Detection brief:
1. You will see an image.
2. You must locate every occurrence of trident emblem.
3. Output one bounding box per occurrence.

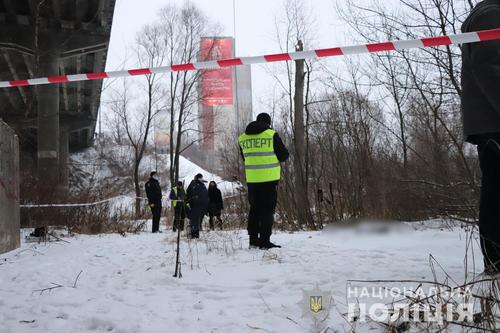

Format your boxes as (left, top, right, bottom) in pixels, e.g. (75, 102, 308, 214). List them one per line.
(310, 296, 323, 313)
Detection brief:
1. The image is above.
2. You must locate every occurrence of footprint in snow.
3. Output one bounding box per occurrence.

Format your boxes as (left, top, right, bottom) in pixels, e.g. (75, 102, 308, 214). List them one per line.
(254, 278, 269, 283)
(56, 312, 69, 320)
(193, 301, 204, 310)
(86, 317, 114, 331)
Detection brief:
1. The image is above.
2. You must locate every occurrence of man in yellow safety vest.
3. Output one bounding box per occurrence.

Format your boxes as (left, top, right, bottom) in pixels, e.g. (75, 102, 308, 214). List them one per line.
(239, 113, 289, 249)
(169, 181, 187, 232)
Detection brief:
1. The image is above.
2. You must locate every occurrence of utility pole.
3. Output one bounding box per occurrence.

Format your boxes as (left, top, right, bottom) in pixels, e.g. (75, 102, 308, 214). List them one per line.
(233, 0, 243, 182)
(293, 40, 315, 229)
(233, 0, 240, 134)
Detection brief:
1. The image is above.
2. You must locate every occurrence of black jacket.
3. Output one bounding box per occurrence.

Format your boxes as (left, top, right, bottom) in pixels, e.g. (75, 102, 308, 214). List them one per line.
(186, 180, 209, 219)
(461, 0, 500, 143)
(240, 120, 290, 162)
(145, 178, 162, 205)
(208, 186, 224, 213)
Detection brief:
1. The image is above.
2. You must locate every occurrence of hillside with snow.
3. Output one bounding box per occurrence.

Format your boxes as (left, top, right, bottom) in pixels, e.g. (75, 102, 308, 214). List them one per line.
(69, 144, 239, 209)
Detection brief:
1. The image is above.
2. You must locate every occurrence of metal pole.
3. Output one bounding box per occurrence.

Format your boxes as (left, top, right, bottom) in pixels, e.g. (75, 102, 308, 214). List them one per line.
(233, 0, 240, 135)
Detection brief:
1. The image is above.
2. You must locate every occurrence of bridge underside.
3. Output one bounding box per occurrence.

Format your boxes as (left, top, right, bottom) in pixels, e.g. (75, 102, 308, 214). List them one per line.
(0, 0, 115, 200)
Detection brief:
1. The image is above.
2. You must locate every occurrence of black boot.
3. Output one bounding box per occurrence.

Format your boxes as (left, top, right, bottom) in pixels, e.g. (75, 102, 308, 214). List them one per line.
(259, 241, 281, 249)
(249, 235, 260, 249)
(260, 242, 281, 250)
(259, 235, 281, 249)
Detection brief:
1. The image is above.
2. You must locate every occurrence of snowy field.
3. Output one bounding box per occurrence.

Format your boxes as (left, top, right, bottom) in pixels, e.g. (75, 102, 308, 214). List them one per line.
(0, 221, 485, 333)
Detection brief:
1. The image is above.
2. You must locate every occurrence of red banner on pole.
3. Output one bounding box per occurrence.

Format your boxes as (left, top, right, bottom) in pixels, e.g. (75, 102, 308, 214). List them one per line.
(200, 38, 234, 105)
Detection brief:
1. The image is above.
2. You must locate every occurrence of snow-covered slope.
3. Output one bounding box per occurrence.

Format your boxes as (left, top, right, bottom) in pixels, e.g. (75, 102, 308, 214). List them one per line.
(140, 152, 237, 195)
(69, 144, 238, 204)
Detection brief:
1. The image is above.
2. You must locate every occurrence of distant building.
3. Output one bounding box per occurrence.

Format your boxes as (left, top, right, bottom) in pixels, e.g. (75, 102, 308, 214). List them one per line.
(153, 127, 170, 154)
(198, 37, 253, 172)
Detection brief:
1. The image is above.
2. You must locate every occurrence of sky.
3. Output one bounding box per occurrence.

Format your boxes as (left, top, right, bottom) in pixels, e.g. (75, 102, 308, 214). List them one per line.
(107, 0, 349, 62)
(105, 0, 356, 113)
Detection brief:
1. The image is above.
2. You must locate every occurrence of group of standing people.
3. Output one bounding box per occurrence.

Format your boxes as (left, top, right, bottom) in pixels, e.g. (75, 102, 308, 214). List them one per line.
(145, 111, 289, 251)
(145, 172, 224, 238)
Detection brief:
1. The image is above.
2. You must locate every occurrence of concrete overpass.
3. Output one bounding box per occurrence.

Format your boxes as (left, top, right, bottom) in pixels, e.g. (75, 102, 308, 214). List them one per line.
(0, 0, 115, 197)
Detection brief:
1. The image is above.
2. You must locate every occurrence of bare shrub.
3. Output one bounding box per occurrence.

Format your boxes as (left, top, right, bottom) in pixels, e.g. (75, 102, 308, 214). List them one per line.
(65, 204, 146, 236)
(202, 230, 244, 256)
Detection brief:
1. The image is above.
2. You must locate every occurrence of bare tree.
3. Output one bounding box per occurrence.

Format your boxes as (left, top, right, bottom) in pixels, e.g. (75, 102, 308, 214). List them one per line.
(107, 23, 166, 216)
(293, 40, 315, 228)
(271, 0, 317, 228)
(159, 2, 220, 186)
(336, 0, 480, 220)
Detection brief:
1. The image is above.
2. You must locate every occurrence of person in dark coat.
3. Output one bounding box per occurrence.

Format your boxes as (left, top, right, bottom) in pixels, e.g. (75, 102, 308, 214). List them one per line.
(169, 181, 187, 232)
(208, 181, 224, 230)
(186, 173, 209, 239)
(239, 113, 289, 249)
(462, 0, 500, 274)
(145, 171, 162, 233)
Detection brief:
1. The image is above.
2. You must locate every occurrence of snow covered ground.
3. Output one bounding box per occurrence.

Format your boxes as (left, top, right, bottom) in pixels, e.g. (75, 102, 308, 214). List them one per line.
(0, 221, 486, 333)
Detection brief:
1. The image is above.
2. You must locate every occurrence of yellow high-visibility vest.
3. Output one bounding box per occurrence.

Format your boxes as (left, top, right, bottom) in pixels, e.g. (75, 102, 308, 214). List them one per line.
(172, 187, 178, 208)
(239, 129, 281, 183)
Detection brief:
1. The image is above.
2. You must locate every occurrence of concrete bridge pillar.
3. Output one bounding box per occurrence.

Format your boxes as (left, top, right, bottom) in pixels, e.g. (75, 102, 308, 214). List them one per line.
(37, 55, 60, 200)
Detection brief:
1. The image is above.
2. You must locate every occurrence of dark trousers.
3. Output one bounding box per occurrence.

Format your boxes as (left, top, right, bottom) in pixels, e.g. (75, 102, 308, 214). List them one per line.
(189, 215, 203, 238)
(189, 214, 202, 232)
(173, 205, 185, 231)
(150, 203, 162, 232)
(247, 182, 278, 242)
(209, 211, 223, 230)
(478, 139, 500, 272)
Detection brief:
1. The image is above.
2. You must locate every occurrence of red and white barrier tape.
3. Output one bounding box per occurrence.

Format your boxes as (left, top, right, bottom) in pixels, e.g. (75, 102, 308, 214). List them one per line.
(2, 28, 500, 89)
(20, 193, 242, 208)
(20, 195, 144, 208)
